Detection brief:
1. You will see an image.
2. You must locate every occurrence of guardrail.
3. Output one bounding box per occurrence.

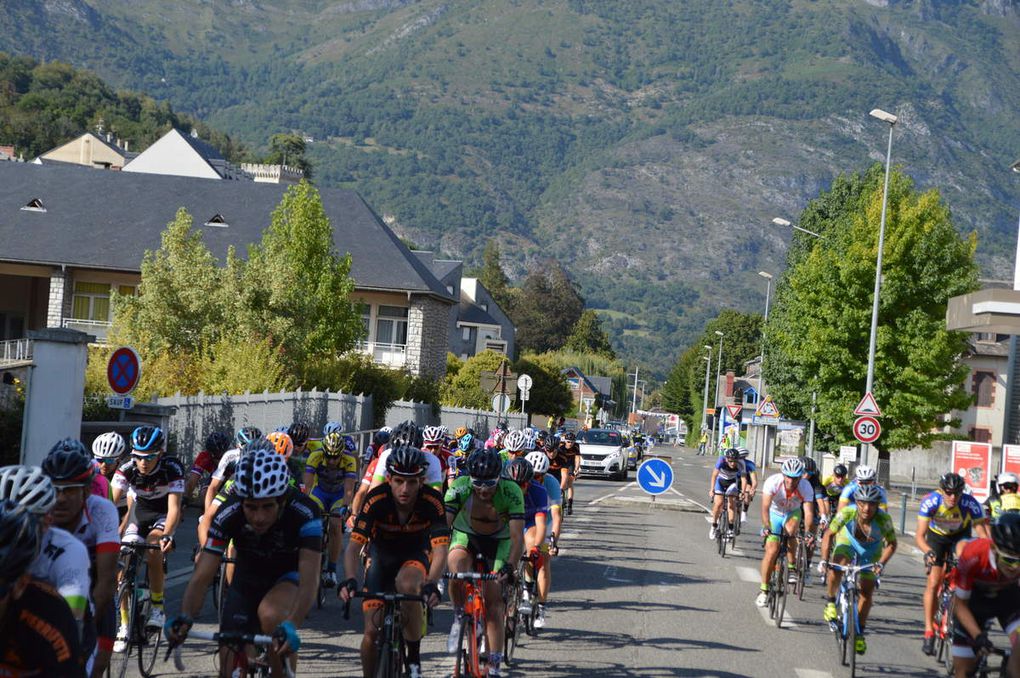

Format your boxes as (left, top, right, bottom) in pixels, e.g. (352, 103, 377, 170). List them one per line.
(61, 318, 111, 343)
(0, 338, 32, 367)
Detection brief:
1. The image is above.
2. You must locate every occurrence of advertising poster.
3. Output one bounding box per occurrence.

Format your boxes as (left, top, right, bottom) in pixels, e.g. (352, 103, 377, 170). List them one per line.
(951, 440, 992, 502)
(1003, 444, 1020, 476)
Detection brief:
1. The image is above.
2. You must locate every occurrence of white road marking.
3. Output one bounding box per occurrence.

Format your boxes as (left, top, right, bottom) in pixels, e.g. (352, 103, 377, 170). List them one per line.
(559, 532, 579, 540)
(795, 669, 834, 678)
(736, 566, 760, 583)
(756, 603, 799, 628)
(589, 482, 636, 505)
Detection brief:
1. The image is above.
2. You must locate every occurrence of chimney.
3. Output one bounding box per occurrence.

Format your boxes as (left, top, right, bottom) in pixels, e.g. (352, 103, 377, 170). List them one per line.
(124, 140, 129, 152)
(725, 371, 735, 399)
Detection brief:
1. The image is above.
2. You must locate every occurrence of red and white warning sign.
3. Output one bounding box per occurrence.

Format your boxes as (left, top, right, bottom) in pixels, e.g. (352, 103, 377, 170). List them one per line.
(853, 392, 882, 417)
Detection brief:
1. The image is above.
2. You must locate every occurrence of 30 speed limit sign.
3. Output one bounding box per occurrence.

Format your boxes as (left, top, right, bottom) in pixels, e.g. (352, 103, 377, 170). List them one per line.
(853, 416, 881, 444)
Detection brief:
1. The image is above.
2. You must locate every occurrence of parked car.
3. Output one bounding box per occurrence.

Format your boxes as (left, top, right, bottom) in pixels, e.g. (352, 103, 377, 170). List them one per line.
(577, 428, 628, 481)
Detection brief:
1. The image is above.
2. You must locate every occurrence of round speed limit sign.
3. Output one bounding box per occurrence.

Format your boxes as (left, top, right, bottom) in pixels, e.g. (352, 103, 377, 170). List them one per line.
(853, 416, 881, 444)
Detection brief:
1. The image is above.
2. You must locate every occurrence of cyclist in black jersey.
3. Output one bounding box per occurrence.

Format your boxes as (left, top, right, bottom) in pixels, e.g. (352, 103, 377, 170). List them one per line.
(0, 499, 85, 677)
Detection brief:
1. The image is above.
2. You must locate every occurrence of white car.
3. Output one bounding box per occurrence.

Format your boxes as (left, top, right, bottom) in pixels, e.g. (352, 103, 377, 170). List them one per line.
(577, 429, 629, 481)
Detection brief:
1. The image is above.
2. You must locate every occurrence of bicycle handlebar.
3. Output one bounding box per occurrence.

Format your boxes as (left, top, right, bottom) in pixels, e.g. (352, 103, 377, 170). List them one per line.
(119, 540, 163, 550)
(443, 571, 500, 581)
(169, 629, 295, 678)
(342, 590, 432, 621)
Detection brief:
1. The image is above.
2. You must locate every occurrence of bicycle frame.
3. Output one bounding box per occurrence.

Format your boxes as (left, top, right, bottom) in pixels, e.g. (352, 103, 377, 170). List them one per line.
(112, 541, 164, 678)
(446, 571, 499, 678)
(170, 628, 294, 678)
(827, 561, 876, 676)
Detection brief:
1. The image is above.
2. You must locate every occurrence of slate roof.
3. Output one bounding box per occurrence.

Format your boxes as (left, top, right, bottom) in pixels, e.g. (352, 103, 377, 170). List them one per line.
(179, 131, 224, 161)
(589, 375, 612, 396)
(0, 162, 453, 301)
(458, 299, 499, 326)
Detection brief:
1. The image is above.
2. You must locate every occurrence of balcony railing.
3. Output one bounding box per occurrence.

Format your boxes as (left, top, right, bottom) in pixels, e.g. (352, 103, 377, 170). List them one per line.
(62, 318, 112, 343)
(0, 338, 32, 367)
(357, 341, 407, 368)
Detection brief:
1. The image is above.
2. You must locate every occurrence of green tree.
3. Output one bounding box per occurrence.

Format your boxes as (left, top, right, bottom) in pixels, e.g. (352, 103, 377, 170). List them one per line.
(443, 351, 508, 409)
(565, 310, 616, 358)
(764, 165, 979, 458)
(265, 132, 312, 177)
(475, 240, 513, 311)
(513, 353, 573, 416)
(512, 263, 585, 354)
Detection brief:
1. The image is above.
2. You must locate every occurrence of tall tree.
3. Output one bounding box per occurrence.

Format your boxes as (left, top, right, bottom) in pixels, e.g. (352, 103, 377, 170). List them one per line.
(764, 165, 979, 457)
(512, 262, 585, 354)
(265, 133, 312, 177)
(565, 310, 616, 358)
(477, 240, 512, 311)
(513, 353, 573, 416)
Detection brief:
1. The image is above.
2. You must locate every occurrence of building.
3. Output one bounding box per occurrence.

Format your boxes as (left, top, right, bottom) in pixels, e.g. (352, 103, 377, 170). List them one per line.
(562, 366, 612, 413)
(122, 128, 250, 180)
(0, 162, 453, 378)
(949, 333, 1010, 446)
(34, 132, 134, 170)
(0, 146, 16, 162)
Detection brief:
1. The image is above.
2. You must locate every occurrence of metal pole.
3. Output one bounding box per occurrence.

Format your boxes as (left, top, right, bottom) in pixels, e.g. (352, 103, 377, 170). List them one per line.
(631, 367, 639, 415)
(758, 273, 772, 468)
(808, 391, 816, 460)
(863, 119, 895, 468)
(701, 349, 712, 430)
(714, 335, 724, 451)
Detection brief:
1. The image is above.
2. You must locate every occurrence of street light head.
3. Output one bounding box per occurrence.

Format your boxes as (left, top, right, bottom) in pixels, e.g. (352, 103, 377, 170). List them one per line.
(758, 271, 773, 280)
(714, 330, 724, 337)
(869, 108, 897, 125)
(772, 217, 791, 228)
(704, 345, 713, 351)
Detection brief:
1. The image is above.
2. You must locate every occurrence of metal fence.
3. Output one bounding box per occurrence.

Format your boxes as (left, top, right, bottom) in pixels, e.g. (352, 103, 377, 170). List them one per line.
(439, 406, 526, 433)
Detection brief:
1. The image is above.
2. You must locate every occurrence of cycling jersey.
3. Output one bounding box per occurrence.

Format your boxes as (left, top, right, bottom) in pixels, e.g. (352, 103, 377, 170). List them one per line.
(804, 472, 825, 502)
(112, 456, 185, 514)
(28, 527, 91, 621)
(541, 474, 562, 510)
(742, 459, 758, 480)
(828, 505, 896, 577)
(713, 457, 746, 494)
(373, 449, 443, 489)
(820, 475, 846, 499)
(522, 481, 549, 530)
(918, 490, 985, 537)
(839, 480, 889, 509)
(210, 448, 242, 482)
(361, 456, 380, 486)
(89, 473, 108, 500)
(444, 476, 525, 540)
(762, 473, 813, 513)
(189, 450, 219, 477)
(0, 579, 85, 677)
(350, 484, 450, 552)
(988, 493, 1020, 519)
(69, 495, 120, 558)
(550, 444, 579, 470)
(205, 491, 322, 585)
(954, 537, 1020, 599)
(305, 450, 357, 493)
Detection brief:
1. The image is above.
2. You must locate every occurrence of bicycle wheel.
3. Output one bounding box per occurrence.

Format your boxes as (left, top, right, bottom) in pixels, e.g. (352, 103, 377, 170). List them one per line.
(374, 640, 392, 678)
(504, 582, 521, 665)
(108, 578, 133, 678)
(774, 558, 788, 629)
(767, 565, 779, 620)
(847, 588, 858, 677)
(718, 509, 729, 558)
(526, 579, 540, 637)
(795, 541, 808, 600)
(136, 596, 162, 677)
(217, 564, 230, 625)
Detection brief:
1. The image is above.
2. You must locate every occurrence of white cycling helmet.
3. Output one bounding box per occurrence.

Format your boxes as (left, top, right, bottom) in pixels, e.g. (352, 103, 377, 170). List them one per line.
(234, 448, 291, 499)
(781, 458, 805, 478)
(439, 425, 449, 437)
(0, 465, 57, 515)
(522, 428, 538, 450)
(323, 421, 343, 437)
(736, 447, 751, 459)
(92, 431, 126, 460)
(422, 426, 444, 444)
(504, 430, 528, 453)
(525, 451, 551, 475)
(855, 465, 877, 482)
(998, 472, 1019, 490)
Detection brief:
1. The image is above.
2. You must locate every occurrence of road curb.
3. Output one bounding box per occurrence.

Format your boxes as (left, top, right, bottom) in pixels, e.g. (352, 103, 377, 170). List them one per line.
(599, 495, 704, 512)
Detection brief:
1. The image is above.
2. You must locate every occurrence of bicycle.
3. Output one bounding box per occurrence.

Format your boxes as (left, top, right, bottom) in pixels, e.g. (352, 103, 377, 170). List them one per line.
(107, 541, 165, 678)
(503, 549, 543, 666)
(317, 507, 348, 609)
(343, 591, 430, 678)
(715, 488, 739, 557)
(969, 645, 1012, 677)
(930, 550, 958, 669)
(826, 561, 877, 677)
(793, 524, 813, 601)
(445, 569, 499, 678)
(763, 531, 793, 629)
(168, 628, 295, 678)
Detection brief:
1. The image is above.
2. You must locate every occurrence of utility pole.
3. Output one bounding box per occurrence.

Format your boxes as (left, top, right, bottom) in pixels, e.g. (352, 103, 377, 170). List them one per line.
(631, 366, 640, 415)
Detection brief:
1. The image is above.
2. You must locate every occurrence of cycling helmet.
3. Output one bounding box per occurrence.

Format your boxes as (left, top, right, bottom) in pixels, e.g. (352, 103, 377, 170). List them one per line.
(833, 464, 848, 478)
(392, 420, 423, 448)
(465, 449, 502, 481)
(523, 429, 538, 450)
(273, 425, 289, 433)
(991, 512, 1020, 555)
(562, 432, 576, 443)
(373, 429, 391, 447)
(800, 457, 818, 475)
(536, 430, 550, 444)
(504, 458, 534, 485)
(422, 426, 444, 444)
(724, 448, 740, 461)
(0, 466, 56, 515)
(998, 473, 1019, 491)
(855, 465, 877, 482)
(0, 500, 40, 584)
(454, 426, 469, 439)
(323, 421, 343, 437)
(505, 430, 528, 453)
(92, 432, 125, 460)
(204, 431, 232, 457)
(130, 426, 165, 452)
(781, 458, 805, 478)
(939, 472, 966, 494)
(234, 448, 291, 500)
(265, 431, 294, 459)
(736, 447, 751, 459)
(42, 442, 94, 484)
(322, 431, 345, 457)
(525, 451, 551, 475)
(235, 426, 262, 448)
(496, 420, 510, 433)
(385, 445, 428, 477)
(287, 422, 310, 447)
(854, 483, 884, 504)
(457, 434, 475, 453)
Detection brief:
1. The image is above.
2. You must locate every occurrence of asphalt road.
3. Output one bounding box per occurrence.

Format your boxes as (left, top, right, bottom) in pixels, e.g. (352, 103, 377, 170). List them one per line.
(122, 448, 987, 677)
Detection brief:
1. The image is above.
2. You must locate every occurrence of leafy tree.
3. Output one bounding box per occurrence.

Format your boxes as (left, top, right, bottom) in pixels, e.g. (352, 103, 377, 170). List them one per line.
(266, 132, 312, 178)
(513, 353, 573, 416)
(764, 166, 979, 459)
(512, 263, 584, 354)
(565, 310, 616, 358)
(443, 350, 508, 409)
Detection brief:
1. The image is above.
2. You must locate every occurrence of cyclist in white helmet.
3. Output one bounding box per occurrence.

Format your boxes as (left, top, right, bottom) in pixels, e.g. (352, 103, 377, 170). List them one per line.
(837, 465, 889, 512)
(755, 458, 815, 608)
(526, 450, 561, 628)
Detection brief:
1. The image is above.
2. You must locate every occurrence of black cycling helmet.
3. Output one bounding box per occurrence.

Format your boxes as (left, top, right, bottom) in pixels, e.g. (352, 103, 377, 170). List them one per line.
(465, 449, 502, 481)
(373, 429, 391, 447)
(0, 499, 40, 584)
(235, 426, 263, 448)
(939, 472, 966, 494)
(392, 420, 424, 448)
(800, 456, 818, 475)
(386, 445, 428, 477)
(991, 512, 1020, 555)
(497, 420, 510, 433)
(287, 422, 310, 447)
(833, 464, 848, 478)
(504, 458, 534, 485)
(204, 431, 232, 456)
(563, 432, 576, 443)
(131, 426, 165, 452)
(42, 441, 94, 484)
(724, 448, 740, 461)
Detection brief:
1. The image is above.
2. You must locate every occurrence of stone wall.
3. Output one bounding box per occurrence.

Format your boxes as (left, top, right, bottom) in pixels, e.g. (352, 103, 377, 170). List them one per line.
(406, 296, 451, 379)
(46, 268, 70, 328)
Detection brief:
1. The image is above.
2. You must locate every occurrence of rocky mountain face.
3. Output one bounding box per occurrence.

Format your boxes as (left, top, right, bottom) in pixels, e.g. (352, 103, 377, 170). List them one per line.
(3, 0, 1018, 375)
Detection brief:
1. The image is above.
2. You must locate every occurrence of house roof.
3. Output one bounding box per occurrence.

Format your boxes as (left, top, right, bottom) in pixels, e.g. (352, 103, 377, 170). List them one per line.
(561, 367, 609, 396)
(0, 162, 454, 302)
(458, 299, 500, 326)
(179, 131, 224, 162)
(968, 336, 1010, 358)
(589, 375, 612, 396)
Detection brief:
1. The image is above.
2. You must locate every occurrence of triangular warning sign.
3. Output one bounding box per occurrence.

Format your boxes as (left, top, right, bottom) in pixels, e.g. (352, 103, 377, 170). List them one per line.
(755, 395, 780, 418)
(854, 392, 882, 417)
(726, 405, 742, 419)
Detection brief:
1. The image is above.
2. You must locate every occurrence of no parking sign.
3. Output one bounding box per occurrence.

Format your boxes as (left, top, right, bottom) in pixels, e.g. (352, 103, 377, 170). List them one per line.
(107, 347, 141, 395)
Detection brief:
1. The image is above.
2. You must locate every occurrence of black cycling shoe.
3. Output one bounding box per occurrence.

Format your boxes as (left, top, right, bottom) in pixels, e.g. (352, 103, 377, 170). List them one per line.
(922, 635, 935, 656)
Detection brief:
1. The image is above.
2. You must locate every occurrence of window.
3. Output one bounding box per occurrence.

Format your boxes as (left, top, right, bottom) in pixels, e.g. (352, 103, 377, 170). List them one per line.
(969, 427, 992, 444)
(375, 305, 408, 346)
(462, 326, 471, 342)
(204, 214, 228, 227)
(21, 198, 45, 213)
(116, 285, 136, 297)
(360, 306, 371, 340)
(71, 281, 111, 321)
(972, 371, 996, 407)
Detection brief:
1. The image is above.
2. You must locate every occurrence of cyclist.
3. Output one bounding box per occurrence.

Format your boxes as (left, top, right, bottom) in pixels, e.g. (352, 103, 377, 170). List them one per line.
(0, 462, 90, 642)
(916, 472, 990, 656)
(525, 450, 561, 628)
(801, 456, 830, 566)
(42, 444, 120, 678)
(738, 448, 758, 524)
(372, 422, 443, 492)
(987, 472, 1020, 519)
(204, 426, 261, 509)
(287, 421, 312, 466)
(821, 464, 850, 514)
(818, 484, 897, 655)
(110, 425, 184, 633)
(708, 448, 745, 540)
(949, 512, 1020, 678)
(444, 449, 524, 678)
(501, 430, 528, 463)
(339, 445, 449, 678)
(185, 430, 232, 511)
(303, 430, 358, 587)
(553, 433, 581, 516)
(166, 444, 320, 678)
(364, 428, 391, 467)
(504, 458, 548, 617)
(422, 425, 453, 482)
(756, 458, 814, 607)
(837, 465, 888, 512)
(0, 499, 85, 677)
(91, 432, 127, 517)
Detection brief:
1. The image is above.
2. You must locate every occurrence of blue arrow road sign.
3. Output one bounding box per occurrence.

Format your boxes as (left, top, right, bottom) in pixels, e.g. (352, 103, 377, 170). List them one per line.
(637, 458, 674, 496)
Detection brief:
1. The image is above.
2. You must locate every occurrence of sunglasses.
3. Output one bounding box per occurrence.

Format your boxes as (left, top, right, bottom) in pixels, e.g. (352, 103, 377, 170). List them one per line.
(95, 457, 120, 464)
(997, 550, 1020, 568)
(471, 478, 499, 489)
(131, 452, 160, 461)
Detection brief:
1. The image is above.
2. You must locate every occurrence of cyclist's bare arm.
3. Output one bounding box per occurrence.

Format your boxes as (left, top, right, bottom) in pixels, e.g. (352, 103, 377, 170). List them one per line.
(287, 548, 320, 624)
(915, 516, 932, 553)
(204, 477, 223, 514)
(181, 550, 221, 618)
(508, 518, 525, 566)
(760, 493, 774, 529)
(302, 471, 315, 495)
(427, 544, 449, 585)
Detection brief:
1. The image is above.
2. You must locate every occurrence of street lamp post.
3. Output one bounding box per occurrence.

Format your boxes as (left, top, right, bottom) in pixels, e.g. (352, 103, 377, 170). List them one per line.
(713, 330, 725, 451)
(773, 217, 824, 240)
(862, 108, 897, 469)
(757, 271, 773, 467)
(701, 345, 713, 432)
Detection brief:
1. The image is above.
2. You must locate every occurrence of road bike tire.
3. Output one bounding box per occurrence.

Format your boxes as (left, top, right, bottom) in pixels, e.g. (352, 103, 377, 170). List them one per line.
(217, 564, 230, 625)
(136, 596, 162, 678)
(775, 558, 788, 629)
(504, 582, 521, 665)
(767, 564, 779, 620)
(719, 509, 729, 558)
(374, 639, 393, 678)
(526, 581, 540, 637)
(108, 578, 133, 678)
(847, 588, 858, 677)
(795, 541, 808, 600)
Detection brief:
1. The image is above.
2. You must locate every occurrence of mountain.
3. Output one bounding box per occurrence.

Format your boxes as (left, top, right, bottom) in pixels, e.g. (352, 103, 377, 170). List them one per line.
(3, 0, 1019, 376)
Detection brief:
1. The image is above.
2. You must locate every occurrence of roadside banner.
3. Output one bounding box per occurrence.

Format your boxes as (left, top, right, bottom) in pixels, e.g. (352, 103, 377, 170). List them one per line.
(1003, 444, 1020, 476)
(951, 440, 993, 502)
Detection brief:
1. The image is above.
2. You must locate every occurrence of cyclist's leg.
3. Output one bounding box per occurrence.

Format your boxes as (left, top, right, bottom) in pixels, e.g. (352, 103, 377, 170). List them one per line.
(395, 557, 430, 672)
(360, 548, 401, 678)
(759, 509, 785, 590)
(923, 530, 950, 635)
(219, 578, 265, 678)
(536, 536, 552, 603)
(446, 532, 472, 610)
(327, 495, 347, 575)
(258, 574, 301, 677)
(783, 510, 802, 568)
(479, 535, 509, 670)
(145, 519, 168, 612)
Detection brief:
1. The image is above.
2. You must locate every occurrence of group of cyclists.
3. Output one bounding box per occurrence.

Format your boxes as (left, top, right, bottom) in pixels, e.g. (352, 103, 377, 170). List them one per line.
(0, 417, 587, 677)
(705, 443, 1020, 676)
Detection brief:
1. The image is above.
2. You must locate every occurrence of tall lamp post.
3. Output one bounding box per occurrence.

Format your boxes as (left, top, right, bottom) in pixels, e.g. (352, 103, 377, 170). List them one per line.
(862, 108, 898, 469)
(701, 345, 713, 432)
(713, 330, 725, 451)
(757, 271, 773, 467)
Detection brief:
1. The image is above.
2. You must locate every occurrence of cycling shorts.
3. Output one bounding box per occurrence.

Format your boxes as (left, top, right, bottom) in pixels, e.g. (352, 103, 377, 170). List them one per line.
(925, 528, 969, 567)
(450, 530, 510, 573)
(767, 507, 802, 543)
(362, 543, 429, 613)
(310, 486, 347, 516)
(714, 476, 741, 496)
(221, 572, 299, 634)
(123, 509, 167, 542)
(951, 586, 1020, 658)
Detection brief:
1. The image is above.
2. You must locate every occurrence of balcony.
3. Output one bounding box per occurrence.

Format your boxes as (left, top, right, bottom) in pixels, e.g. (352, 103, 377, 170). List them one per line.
(356, 340, 407, 368)
(0, 338, 32, 368)
(62, 318, 112, 343)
